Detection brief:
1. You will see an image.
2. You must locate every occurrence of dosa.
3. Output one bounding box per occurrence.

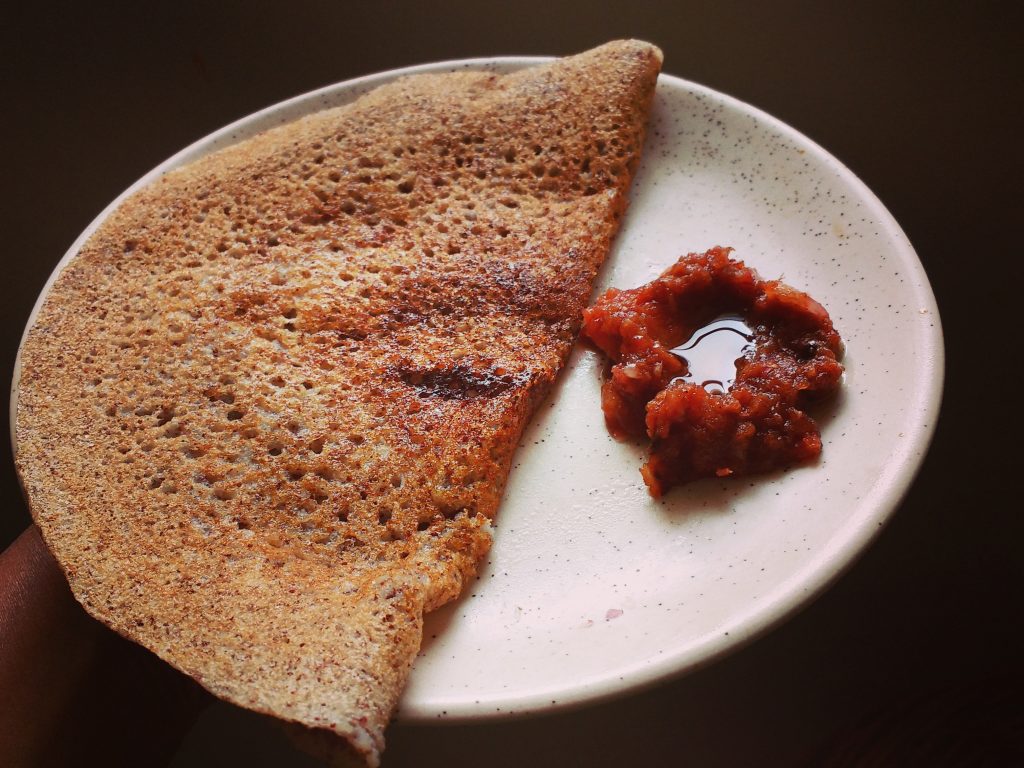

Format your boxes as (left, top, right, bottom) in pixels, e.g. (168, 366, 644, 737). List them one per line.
(15, 40, 662, 765)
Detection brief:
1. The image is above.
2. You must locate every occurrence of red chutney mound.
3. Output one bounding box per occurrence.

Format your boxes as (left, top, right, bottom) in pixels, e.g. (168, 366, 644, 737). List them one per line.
(582, 246, 844, 497)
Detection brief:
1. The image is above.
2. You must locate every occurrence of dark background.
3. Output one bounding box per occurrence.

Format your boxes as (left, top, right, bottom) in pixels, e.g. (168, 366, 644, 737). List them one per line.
(3, 1, 1020, 765)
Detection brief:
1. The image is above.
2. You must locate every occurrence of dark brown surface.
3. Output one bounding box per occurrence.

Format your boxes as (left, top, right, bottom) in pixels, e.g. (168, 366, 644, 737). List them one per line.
(2, 2, 1020, 766)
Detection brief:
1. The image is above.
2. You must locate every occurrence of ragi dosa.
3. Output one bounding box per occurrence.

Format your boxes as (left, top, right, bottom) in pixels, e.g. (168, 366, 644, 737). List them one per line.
(15, 40, 662, 765)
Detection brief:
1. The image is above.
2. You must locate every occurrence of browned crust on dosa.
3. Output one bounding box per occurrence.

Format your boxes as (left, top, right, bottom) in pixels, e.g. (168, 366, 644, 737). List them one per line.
(15, 40, 662, 766)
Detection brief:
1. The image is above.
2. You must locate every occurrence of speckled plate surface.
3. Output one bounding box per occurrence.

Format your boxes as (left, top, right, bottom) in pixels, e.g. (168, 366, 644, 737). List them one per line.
(12, 57, 943, 723)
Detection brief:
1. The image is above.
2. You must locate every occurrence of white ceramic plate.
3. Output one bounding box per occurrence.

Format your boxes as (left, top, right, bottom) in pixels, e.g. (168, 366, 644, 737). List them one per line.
(12, 57, 943, 723)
